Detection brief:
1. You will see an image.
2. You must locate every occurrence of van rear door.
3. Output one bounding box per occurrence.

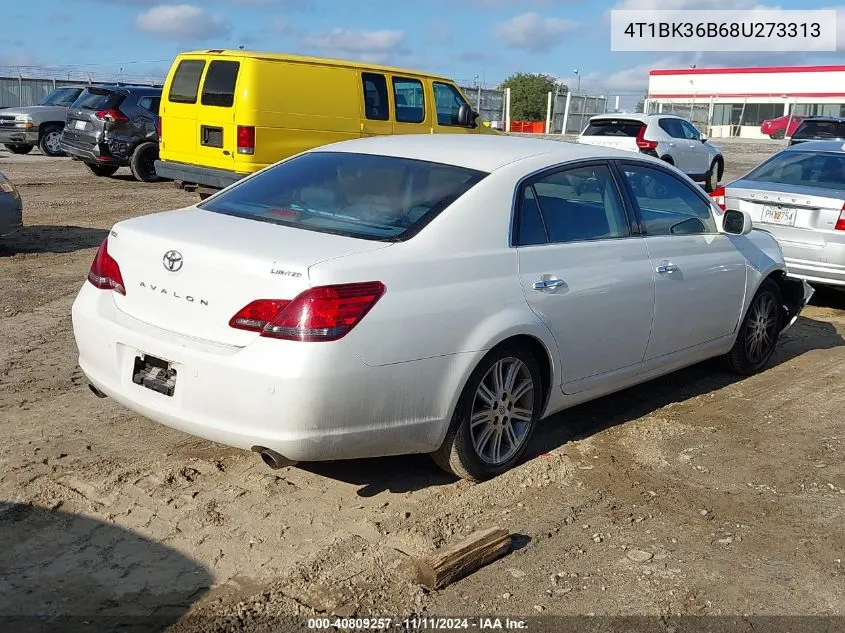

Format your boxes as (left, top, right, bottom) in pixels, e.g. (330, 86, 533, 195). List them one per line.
(160, 57, 206, 165)
(194, 58, 241, 172)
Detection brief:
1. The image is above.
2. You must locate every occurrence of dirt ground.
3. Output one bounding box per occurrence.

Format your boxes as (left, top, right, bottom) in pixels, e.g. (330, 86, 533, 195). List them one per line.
(1, 138, 844, 632)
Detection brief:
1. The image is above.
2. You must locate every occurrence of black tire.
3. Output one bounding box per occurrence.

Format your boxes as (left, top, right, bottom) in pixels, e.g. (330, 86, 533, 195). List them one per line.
(4, 144, 33, 155)
(431, 343, 545, 481)
(725, 279, 782, 376)
(38, 125, 65, 157)
(129, 142, 160, 182)
(85, 163, 119, 178)
(704, 159, 721, 193)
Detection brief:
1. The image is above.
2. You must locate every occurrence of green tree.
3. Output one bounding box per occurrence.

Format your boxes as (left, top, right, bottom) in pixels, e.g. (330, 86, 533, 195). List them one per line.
(500, 72, 567, 121)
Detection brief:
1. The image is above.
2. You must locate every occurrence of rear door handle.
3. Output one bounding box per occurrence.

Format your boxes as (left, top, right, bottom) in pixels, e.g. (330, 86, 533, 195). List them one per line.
(533, 277, 565, 290)
(656, 261, 679, 274)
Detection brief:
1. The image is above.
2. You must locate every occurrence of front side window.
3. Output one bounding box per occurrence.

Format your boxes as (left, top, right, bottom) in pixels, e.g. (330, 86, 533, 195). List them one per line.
(169, 59, 206, 104)
(515, 164, 630, 245)
(620, 163, 717, 236)
(679, 120, 701, 140)
(392, 77, 425, 124)
(39, 87, 83, 107)
(199, 151, 487, 241)
(433, 82, 469, 126)
(201, 61, 240, 107)
(362, 73, 389, 121)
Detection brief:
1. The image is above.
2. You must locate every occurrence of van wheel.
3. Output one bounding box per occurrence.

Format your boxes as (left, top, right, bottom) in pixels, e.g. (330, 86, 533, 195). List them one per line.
(431, 344, 544, 481)
(85, 163, 119, 177)
(130, 142, 160, 182)
(4, 144, 33, 155)
(39, 125, 65, 157)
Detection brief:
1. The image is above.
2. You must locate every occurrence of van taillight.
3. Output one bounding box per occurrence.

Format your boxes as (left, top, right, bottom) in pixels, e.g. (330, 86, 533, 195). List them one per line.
(156, 117, 162, 142)
(237, 125, 255, 155)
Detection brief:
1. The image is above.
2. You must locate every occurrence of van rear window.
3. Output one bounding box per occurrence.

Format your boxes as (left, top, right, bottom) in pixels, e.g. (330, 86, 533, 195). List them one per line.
(169, 60, 206, 104)
(201, 61, 240, 108)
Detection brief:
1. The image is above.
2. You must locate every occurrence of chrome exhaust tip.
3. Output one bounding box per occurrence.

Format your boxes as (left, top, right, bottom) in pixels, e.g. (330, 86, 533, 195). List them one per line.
(88, 383, 108, 399)
(251, 446, 296, 470)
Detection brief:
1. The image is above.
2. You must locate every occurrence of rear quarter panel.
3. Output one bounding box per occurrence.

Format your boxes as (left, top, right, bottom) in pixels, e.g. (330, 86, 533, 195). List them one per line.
(729, 228, 789, 315)
(236, 60, 362, 173)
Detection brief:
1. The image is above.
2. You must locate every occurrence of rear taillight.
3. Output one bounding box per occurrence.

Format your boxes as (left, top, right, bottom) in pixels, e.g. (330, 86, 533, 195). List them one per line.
(95, 109, 129, 123)
(710, 186, 726, 212)
(836, 204, 845, 231)
(635, 124, 658, 151)
(156, 117, 162, 142)
(87, 238, 125, 295)
(229, 282, 386, 342)
(237, 125, 255, 155)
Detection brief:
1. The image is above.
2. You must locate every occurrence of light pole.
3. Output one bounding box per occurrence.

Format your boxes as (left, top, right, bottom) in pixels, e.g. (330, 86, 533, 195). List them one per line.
(573, 69, 580, 95)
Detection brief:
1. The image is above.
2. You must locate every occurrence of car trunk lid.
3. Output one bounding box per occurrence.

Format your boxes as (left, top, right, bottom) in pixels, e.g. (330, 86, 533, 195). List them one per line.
(727, 179, 845, 247)
(576, 118, 644, 153)
(106, 207, 391, 346)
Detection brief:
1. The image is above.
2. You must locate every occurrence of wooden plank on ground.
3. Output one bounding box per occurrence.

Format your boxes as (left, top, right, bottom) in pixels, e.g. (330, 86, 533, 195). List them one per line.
(414, 527, 512, 590)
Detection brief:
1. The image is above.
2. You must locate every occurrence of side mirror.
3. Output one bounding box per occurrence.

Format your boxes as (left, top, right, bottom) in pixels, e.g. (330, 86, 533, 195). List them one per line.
(458, 104, 479, 128)
(700, 135, 708, 143)
(723, 209, 753, 235)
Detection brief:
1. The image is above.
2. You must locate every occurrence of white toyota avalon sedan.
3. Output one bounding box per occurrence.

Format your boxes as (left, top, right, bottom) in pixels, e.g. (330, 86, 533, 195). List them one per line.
(72, 135, 813, 481)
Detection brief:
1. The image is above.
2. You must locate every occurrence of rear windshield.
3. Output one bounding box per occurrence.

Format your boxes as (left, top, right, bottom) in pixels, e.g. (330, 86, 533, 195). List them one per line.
(169, 60, 206, 104)
(73, 88, 123, 110)
(201, 61, 240, 107)
(199, 151, 488, 241)
(745, 150, 845, 191)
(39, 87, 83, 107)
(793, 120, 845, 140)
(581, 120, 643, 136)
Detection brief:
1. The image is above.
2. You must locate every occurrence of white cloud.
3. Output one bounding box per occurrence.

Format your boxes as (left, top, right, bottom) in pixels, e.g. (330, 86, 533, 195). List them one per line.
(493, 12, 578, 52)
(301, 28, 405, 60)
(135, 4, 230, 41)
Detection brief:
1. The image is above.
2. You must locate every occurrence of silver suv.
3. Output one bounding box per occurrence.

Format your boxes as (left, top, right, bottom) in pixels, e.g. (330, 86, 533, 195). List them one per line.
(0, 86, 85, 157)
(576, 114, 725, 192)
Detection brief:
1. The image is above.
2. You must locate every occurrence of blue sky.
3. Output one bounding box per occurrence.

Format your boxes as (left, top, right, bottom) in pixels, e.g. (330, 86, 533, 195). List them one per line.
(2, 0, 845, 96)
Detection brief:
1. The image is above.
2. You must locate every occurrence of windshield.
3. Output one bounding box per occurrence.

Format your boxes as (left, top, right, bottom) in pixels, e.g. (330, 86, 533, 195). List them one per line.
(39, 87, 83, 107)
(199, 151, 488, 241)
(745, 150, 845, 191)
(793, 120, 845, 140)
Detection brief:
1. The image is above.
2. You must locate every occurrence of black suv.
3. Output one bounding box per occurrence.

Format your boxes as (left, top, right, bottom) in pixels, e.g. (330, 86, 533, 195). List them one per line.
(59, 84, 162, 182)
(789, 116, 845, 146)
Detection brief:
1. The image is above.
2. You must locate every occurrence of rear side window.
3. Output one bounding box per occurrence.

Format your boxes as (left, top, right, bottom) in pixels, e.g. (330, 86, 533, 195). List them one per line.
(793, 120, 845, 140)
(201, 61, 240, 107)
(138, 96, 161, 115)
(658, 118, 685, 138)
(745, 151, 845, 191)
(393, 77, 425, 124)
(198, 151, 487, 242)
(168, 60, 206, 104)
(73, 89, 122, 110)
(581, 120, 643, 136)
(362, 73, 389, 121)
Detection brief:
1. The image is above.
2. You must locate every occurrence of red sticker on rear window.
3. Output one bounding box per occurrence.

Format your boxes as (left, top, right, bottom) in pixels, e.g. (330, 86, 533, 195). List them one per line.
(267, 208, 300, 220)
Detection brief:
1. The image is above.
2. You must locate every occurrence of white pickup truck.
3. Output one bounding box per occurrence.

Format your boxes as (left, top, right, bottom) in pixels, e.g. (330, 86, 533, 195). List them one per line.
(0, 85, 85, 157)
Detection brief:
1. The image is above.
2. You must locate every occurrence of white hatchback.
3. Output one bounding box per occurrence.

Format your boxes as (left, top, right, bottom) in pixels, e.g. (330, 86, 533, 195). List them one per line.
(576, 114, 724, 192)
(72, 135, 812, 480)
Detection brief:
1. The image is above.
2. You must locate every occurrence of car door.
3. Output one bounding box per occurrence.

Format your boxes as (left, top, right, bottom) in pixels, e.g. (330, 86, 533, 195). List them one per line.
(616, 161, 747, 361)
(360, 72, 393, 137)
(515, 161, 656, 394)
(432, 82, 474, 134)
(657, 118, 692, 172)
(678, 120, 710, 175)
(390, 76, 429, 135)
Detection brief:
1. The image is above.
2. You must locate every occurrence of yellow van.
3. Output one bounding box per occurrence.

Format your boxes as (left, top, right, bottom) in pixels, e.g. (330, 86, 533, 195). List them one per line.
(154, 50, 499, 196)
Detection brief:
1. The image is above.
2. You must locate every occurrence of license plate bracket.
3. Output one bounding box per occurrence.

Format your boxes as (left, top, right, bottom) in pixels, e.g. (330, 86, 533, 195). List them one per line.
(132, 354, 177, 397)
(74, 119, 87, 131)
(761, 205, 797, 226)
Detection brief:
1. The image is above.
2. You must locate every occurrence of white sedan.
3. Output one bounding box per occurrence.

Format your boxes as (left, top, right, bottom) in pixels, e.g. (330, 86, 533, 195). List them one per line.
(72, 135, 813, 481)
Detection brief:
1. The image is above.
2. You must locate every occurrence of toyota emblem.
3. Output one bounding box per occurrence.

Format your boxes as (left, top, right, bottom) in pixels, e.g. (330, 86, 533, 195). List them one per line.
(162, 250, 183, 272)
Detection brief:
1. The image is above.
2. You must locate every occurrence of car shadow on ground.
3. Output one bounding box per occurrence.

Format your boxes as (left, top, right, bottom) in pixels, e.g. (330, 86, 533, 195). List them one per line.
(305, 306, 844, 495)
(0, 225, 108, 256)
(0, 501, 212, 633)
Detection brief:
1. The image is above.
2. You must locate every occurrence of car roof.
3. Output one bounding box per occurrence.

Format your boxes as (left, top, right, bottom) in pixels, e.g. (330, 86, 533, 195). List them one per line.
(783, 139, 845, 152)
(800, 116, 845, 122)
(180, 49, 452, 82)
(314, 134, 660, 172)
(83, 84, 162, 94)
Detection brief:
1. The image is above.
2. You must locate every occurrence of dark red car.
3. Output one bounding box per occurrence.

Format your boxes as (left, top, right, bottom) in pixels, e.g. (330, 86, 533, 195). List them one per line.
(760, 114, 807, 139)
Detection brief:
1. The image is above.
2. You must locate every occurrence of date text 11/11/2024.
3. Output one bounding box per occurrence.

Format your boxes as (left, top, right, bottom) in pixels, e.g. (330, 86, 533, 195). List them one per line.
(306, 617, 529, 630)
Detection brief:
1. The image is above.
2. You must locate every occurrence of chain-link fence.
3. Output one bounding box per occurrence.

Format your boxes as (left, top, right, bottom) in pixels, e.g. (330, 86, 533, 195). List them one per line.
(458, 85, 506, 127)
(645, 101, 710, 128)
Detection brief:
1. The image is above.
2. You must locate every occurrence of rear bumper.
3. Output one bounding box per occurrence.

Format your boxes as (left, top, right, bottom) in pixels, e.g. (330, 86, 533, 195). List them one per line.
(71, 283, 457, 462)
(782, 241, 845, 287)
(154, 160, 244, 190)
(0, 129, 38, 145)
(60, 136, 127, 166)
